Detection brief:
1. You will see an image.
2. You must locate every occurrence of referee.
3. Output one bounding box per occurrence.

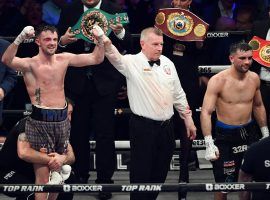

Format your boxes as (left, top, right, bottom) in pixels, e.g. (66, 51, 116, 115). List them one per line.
(98, 26, 197, 200)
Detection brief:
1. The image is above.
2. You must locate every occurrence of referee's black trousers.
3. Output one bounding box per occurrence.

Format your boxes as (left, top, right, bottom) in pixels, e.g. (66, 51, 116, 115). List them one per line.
(129, 114, 175, 200)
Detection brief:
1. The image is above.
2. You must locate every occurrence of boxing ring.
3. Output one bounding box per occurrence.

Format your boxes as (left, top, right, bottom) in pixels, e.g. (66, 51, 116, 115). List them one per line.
(0, 65, 235, 171)
(1, 31, 263, 198)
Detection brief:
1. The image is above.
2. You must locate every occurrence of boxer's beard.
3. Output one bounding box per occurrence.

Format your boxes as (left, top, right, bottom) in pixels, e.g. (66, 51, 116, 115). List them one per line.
(43, 47, 56, 56)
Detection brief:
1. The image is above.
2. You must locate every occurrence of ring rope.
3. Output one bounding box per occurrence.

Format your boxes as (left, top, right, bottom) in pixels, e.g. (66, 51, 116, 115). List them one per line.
(0, 139, 206, 151)
(2, 110, 29, 114)
(0, 31, 250, 41)
(0, 182, 269, 193)
(198, 65, 230, 74)
(3, 107, 203, 116)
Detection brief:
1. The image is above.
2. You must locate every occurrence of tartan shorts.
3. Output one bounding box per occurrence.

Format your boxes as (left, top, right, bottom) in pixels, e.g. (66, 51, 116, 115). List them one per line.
(25, 117, 70, 154)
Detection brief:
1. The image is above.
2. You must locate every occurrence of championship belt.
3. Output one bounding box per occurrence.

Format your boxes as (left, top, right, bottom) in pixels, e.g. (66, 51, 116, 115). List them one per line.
(249, 36, 270, 68)
(71, 8, 129, 43)
(155, 8, 209, 41)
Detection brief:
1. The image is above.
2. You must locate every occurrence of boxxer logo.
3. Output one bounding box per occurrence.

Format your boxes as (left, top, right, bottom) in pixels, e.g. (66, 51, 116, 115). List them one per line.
(206, 183, 245, 191)
(207, 32, 229, 38)
(63, 185, 71, 192)
(206, 184, 213, 191)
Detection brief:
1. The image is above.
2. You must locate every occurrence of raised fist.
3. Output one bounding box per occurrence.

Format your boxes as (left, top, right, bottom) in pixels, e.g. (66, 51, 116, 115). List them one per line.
(14, 26, 35, 45)
(92, 25, 104, 38)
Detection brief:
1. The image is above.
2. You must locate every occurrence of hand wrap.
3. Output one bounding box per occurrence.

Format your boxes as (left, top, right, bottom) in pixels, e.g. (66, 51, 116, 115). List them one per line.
(204, 135, 219, 161)
(261, 126, 269, 139)
(92, 25, 104, 46)
(14, 26, 34, 45)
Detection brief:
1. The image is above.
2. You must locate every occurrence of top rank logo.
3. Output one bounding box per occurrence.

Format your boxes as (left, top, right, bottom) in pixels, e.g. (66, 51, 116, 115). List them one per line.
(266, 183, 270, 189)
(121, 184, 162, 192)
(3, 185, 44, 192)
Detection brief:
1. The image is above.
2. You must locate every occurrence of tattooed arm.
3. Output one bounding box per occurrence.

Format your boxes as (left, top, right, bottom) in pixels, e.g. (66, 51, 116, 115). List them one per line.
(17, 133, 75, 168)
(17, 133, 50, 164)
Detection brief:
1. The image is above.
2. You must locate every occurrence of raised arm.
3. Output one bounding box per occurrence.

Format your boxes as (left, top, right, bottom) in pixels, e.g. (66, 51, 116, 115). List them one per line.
(67, 44, 104, 67)
(1, 26, 34, 72)
(252, 76, 269, 138)
(91, 25, 126, 72)
(67, 26, 105, 67)
(200, 75, 220, 161)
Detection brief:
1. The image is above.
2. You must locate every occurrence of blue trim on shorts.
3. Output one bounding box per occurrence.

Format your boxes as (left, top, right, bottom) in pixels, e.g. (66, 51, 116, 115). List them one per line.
(31, 104, 68, 122)
(216, 120, 253, 129)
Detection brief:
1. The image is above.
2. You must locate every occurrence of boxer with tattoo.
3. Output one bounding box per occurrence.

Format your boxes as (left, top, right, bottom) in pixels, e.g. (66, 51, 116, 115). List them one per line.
(2, 25, 104, 200)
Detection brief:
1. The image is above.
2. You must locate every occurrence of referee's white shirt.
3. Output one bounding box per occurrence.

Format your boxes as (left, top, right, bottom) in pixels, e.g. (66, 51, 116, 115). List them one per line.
(106, 46, 190, 121)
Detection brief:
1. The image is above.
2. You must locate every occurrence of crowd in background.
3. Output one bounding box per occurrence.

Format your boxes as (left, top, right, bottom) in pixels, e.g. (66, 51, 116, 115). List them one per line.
(0, 1, 270, 200)
(0, 0, 270, 36)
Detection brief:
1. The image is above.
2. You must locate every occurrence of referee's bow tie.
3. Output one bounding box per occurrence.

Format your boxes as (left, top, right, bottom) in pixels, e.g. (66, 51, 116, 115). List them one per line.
(148, 59, 160, 66)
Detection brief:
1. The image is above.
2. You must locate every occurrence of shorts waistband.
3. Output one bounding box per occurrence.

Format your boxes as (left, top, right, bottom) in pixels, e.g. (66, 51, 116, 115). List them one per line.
(216, 120, 253, 130)
(30, 104, 68, 122)
(132, 114, 171, 127)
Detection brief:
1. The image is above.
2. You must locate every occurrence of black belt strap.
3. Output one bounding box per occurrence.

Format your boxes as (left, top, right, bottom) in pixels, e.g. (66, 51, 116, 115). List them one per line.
(30, 105, 68, 122)
(132, 114, 171, 127)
